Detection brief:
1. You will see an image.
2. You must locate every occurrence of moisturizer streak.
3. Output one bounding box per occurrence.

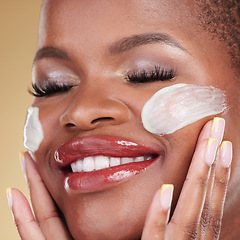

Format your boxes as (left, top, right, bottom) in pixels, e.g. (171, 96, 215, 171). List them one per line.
(24, 106, 44, 152)
(141, 83, 227, 135)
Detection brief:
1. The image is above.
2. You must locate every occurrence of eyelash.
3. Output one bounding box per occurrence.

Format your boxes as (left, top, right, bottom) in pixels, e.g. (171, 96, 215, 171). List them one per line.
(125, 66, 176, 83)
(29, 82, 75, 97)
(29, 66, 175, 97)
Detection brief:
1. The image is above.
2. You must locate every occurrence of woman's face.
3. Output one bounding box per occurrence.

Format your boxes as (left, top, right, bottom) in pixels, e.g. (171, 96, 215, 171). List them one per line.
(30, 0, 240, 239)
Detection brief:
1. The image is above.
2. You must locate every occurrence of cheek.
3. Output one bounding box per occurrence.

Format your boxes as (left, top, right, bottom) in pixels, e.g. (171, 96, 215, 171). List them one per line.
(141, 83, 226, 135)
(24, 106, 44, 153)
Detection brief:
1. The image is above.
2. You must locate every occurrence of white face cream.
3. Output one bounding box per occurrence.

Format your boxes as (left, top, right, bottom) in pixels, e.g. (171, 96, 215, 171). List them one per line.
(141, 83, 227, 135)
(24, 106, 44, 152)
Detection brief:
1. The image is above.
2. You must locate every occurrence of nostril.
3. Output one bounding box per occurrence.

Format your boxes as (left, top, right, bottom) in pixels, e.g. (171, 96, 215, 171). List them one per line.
(91, 117, 114, 125)
(66, 123, 76, 128)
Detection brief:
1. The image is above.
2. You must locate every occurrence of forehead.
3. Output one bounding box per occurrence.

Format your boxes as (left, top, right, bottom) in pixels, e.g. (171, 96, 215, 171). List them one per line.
(42, 0, 187, 20)
(39, 0, 200, 46)
(38, 0, 231, 74)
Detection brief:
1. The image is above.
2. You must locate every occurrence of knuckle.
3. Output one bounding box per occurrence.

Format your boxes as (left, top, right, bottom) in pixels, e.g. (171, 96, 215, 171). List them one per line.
(151, 217, 167, 233)
(201, 215, 209, 231)
(183, 222, 199, 240)
(201, 206, 210, 230)
(37, 210, 60, 224)
(14, 217, 23, 230)
(215, 176, 228, 188)
(193, 175, 208, 190)
(185, 175, 208, 190)
(155, 224, 167, 234)
(14, 216, 35, 231)
(28, 175, 45, 189)
(207, 213, 222, 238)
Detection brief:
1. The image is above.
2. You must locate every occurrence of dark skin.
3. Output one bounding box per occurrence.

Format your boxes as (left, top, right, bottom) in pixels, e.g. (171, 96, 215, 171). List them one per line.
(8, 0, 240, 239)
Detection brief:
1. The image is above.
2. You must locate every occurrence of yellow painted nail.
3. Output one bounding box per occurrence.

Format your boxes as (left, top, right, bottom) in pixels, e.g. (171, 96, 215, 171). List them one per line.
(220, 141, 233, 168)
(6, 188, 12, 210)
(211, 117, 225, 145)
(205, 138, 218, 166)
(160, 184, 174, 210)
(220, 141, 230, 151)
(19, 152, 26, 175)
(211, 117, 222, 130)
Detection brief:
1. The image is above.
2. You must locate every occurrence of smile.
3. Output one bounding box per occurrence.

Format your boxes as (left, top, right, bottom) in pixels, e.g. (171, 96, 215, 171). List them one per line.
(70, 155, 153, 172)
(54, 135, 161, 193)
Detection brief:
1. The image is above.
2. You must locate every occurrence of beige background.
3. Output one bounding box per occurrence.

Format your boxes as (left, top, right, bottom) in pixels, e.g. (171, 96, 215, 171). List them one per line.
(0, 1, 43, 238)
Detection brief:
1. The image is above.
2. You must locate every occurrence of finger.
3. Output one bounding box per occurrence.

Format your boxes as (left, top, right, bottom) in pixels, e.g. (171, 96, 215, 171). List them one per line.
(23, 152, 72, 240)
(196, 119, 213, 143)
(168, 137, 218, 240)
(205, 141, 232, 240)
(209, 117, 225, 144)
(198, 117, 225, 144)
(198, 117, 225, 237)
(6, 188, 46, 240)
(197, 164, 215, 239)
(142, 185, 174, 240)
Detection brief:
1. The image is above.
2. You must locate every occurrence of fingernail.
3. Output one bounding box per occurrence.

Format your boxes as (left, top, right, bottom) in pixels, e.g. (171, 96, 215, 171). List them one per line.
(219, 141, 233, 168)
(211, 117, 225, 145)
(19, 152, 26, 176)
(205, 138, 218, 166)
(6, 188, 13, 210)
(160, 184, 174, 210)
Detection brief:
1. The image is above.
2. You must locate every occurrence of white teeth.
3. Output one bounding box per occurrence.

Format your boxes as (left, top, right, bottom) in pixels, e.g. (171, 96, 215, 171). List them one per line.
(71, 159, 83, 173)
(95, 156, 110, 170)
(70, 155, 153, 172)
(83, 157, 95, 172)
(71, 162, 78, 173)
(75, 159, 83, 172)
(121, 157, 134, 164)
(134, 156, 145, 162)
(144, 156, 153, 161)
(110, 157, 121, 167)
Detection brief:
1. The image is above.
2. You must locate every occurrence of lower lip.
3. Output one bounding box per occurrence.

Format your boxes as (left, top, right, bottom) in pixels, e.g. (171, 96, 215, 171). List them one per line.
(64, 157, 158, 193)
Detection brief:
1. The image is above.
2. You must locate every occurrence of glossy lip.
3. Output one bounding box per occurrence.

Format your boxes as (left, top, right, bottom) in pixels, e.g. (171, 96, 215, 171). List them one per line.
(54, 135, 162, 193)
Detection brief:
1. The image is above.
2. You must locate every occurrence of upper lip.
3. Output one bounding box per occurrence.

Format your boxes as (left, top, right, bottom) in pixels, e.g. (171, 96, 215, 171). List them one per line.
(54, 135, 160, 168)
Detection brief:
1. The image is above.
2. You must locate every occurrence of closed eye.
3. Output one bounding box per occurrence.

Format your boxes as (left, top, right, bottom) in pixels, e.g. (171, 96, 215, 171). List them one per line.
(125, 66, 176, 83)
(29, 82, 75, 97)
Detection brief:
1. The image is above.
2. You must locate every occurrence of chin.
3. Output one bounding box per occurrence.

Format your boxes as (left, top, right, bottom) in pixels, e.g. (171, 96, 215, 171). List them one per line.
(65, 211, 143, 240)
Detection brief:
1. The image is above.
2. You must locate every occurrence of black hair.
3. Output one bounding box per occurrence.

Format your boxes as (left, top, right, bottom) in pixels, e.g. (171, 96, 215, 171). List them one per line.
(197, 0, 240, 74)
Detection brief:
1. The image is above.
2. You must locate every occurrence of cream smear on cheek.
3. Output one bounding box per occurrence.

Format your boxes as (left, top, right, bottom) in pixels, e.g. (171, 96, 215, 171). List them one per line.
(141, 83, 227, 135)
(24, 106, 44, 152)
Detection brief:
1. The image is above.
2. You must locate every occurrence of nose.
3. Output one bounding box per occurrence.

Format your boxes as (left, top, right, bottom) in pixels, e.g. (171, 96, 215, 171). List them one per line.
(60, 86, 129, 131)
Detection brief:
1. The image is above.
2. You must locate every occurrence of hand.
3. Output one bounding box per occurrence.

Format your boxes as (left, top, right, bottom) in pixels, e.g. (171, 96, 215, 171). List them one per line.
(6, 152, 73, 240)
(142, 117, 232, 240)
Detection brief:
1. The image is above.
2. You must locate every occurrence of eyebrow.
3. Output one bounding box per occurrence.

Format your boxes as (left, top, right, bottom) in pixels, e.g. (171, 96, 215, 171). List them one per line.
(33, 46, 71, 63)
(109, 32, 186, 54)
(33, 32, 186, 63)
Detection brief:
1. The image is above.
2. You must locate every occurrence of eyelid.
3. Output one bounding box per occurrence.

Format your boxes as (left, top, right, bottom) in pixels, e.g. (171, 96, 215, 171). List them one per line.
(45, 71, 80, 84)
(31, 70, 80, 98)
(32, 59, 80, 86)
